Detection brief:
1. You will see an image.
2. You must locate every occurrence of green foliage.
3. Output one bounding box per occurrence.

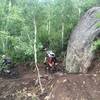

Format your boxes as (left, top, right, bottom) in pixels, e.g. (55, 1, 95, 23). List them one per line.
(96, 23, 100, 28)
(95, 13, 100, 28)
(96, 0, 100, 5)
(32, 96, 37, 100)
(49, 32, 62, 55)
(81, 0, 96, 11)
(96, 13, 100, 19)
(0, 0, 99, 62)
(92, 40, 100, 51)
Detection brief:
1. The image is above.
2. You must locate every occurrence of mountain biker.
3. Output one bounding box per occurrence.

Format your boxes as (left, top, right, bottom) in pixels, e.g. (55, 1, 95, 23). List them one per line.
(1, 55, 12, 73)
(1, 55, 12, 66)
(43, 48, 57, 67)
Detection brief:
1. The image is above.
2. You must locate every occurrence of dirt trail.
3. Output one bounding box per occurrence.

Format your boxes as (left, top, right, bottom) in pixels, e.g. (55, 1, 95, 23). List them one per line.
(48, 74, 100, 100)
(0, 55, 99, 100)
(47, 52, 100, 100)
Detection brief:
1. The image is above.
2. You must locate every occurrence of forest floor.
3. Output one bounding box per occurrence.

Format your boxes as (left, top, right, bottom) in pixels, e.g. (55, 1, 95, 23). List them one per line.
(0, 52, 100, 100)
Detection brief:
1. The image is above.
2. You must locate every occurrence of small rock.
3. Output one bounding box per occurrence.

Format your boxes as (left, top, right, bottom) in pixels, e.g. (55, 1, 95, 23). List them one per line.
(27, 93, 32, 97)
(83, 81, 85, 84)
(63, 79, 67, 83)
(51, 94, 54, 98)
(44, 96, 50, 100)
(57, 80, 60, 83)
(93, 74, 97, 77)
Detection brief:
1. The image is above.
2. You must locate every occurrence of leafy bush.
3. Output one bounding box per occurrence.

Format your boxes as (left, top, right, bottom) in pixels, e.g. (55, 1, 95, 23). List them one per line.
(96, 13, 100, 19)
(96, 13, 100, 28)
(0, 0, 99, 63)
(96, 23, 100, 28)
(92, 39, 100, 51)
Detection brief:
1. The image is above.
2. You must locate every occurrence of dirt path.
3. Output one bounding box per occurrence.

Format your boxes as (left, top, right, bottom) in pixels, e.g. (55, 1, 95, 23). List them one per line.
(48, 74, 100, 100)
(0, 57, 99, 100)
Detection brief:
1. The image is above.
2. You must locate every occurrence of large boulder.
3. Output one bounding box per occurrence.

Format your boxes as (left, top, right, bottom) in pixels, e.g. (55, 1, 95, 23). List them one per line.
(66, 7, 100, 73)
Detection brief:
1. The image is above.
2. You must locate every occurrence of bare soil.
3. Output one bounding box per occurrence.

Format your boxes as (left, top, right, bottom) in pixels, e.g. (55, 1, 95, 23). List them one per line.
(0, 53, 99, 100)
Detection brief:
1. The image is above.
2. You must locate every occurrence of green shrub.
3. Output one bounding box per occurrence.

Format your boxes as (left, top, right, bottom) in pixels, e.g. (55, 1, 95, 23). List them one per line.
(96, 13, 100, 19)
(92, 39, 100, 51)
(96, 23, 100, 28)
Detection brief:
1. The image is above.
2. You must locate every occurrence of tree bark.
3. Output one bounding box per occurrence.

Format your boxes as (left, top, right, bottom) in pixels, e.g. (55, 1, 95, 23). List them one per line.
(61, 22, 64, 50)
(48, 19, 51, 35)
(33, 16, 44, 93)
(5, 0, 12, 31)
(61, 4, 64, 50)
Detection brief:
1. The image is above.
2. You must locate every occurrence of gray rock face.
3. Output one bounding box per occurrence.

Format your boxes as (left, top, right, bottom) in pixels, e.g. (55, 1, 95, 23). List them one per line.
(66, 7, 100, 73)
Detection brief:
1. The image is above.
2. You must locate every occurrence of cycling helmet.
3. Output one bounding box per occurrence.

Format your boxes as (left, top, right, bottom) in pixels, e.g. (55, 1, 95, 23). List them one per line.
(47, 51, 55, 57)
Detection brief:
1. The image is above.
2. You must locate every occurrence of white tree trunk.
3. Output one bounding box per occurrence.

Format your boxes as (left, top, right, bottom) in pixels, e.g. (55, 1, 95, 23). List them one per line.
(61, 4, 64, 50)
(34, 17, 38, 64)
(2, 39, 5, 52)
(48, 20, 50, 35)
(33, 16, 44, 93)
(78, 8, 81, 17)
(9, 0, 12, 11)
(5, 0, 12, 31)
(61, 22, 64, 50)
(47, 2, 51, 38)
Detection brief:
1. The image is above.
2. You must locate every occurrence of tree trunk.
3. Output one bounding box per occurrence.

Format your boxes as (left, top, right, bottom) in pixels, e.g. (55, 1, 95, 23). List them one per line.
(5, 0, 12, 31)
(61, 22, 64, 50)
(78, 7, 81, 17)
(61, 4, 64, 50)
(2, 39, 5, 53)
(48, 19, 51, 35)
(33, 16, 44, 93)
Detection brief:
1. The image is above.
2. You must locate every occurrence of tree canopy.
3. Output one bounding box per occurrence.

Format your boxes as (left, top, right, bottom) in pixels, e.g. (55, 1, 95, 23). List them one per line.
(0, 0, 99, 62)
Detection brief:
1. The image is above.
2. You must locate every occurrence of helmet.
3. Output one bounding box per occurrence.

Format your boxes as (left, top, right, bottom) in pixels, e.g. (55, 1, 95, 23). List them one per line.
(2, 55, 6, 58)
(50, 53, 55, 57)
(42, 47, 48, 51)
(47, 51, 55, 57)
